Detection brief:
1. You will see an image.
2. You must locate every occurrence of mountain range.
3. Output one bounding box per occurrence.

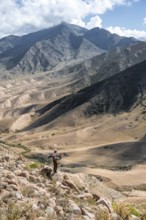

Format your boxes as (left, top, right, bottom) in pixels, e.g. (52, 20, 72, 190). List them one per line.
(0, 22, 139, 75)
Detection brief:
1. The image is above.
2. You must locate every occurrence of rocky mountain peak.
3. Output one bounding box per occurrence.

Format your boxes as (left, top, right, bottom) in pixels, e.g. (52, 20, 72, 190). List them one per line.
(0, 22, 140, 75)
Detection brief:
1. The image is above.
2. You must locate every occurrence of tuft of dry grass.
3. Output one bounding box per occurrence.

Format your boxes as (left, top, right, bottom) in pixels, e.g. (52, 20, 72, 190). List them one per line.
(95, 207, 109, 220)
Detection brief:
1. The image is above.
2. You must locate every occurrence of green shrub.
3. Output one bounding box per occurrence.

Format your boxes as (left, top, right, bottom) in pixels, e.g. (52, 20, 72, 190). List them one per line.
(130, 206, 140, 217)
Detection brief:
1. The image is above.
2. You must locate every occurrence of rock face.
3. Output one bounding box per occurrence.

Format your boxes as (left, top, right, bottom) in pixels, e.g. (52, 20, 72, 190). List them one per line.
(0, 22, 138, 74)
(0, 22, 103, 74)
(84, 27, 138, 51)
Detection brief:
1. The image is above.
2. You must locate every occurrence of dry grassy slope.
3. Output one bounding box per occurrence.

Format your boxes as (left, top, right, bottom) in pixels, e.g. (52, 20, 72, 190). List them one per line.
(24, 60, 146, 131)
(0, 60, 146, 194)
(0, 71, 90, 132)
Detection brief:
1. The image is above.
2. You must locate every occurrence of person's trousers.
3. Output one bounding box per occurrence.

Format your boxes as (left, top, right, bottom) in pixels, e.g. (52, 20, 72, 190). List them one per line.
(53, 160, 58, 173)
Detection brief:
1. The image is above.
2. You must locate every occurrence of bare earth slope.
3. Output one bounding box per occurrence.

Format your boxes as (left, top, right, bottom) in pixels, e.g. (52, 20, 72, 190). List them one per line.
(23, 60, 146, 131)
(0, 59, 146, 207)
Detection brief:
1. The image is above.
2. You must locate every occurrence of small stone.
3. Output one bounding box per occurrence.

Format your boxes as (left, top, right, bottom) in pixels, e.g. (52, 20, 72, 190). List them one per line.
(37, 182, 45, 188)
(32, 203, 39, 211)
(29, 175, 36, 183)
(10, 184, 18, 191)
(38, 188, 46, 196)
(16, 191, 23, 200)
(92, 193, 100, 201)
(14, 169, 22, 176)
(77, 193, 93, 200)
(81, 207, 95, 219)
(96, 198, 113, 213)
(46, 206, 56, 217)
(6, 172, 16, 180)
(0, 182, 7, 190)
(18, 171, 29, 179)
(109, 213, 122, 220)
(6, 178, 18, 186)
(4, 155, 11, 162)
(48, 198, 56, 208)
(55, 206, 64, 216)
(83, 216, 92, 220)
(40, 166, 52, 177)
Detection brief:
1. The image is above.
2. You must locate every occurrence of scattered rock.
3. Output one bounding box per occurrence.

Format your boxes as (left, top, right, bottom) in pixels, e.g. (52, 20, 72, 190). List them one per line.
(32, 203, 39, 211)
(55, 206, 64, 216)
(52, 172, 63, 183)
(68, 199, 81, 215)
(77, 193, 93, 200)
(109, 212, 122, 220)
(81, 207, 95, 219)
(4, 155, 11, 162)
(0, 144, 144, 220)
(83, 216, 92, 220)
(96, 198, 113, 213)
(18, 170, 29, 179)
(29, 175, 36, 183)
(9, 184, 18, 191)
(16, 191, 23, 200)
(46, 206, 56, 217)
(92, 193, 100, 201)
(62, 175, 80, 192)
(40, 166, 52, 177)
(48, 198, 56, 208)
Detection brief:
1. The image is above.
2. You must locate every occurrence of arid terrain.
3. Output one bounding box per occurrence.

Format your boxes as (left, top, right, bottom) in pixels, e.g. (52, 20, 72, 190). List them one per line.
(0, 70, 146, 207)
(0, 23, 146, 219)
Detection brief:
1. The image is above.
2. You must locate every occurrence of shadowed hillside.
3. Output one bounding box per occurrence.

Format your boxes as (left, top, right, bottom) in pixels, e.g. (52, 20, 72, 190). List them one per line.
(24, 60, 146, 130)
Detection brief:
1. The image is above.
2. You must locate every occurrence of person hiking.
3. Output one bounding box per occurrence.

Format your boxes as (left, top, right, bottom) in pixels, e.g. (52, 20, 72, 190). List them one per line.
(48, 149, 61, 173)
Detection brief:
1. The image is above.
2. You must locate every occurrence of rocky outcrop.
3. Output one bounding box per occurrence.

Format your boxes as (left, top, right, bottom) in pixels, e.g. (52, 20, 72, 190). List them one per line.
(0, 143, 144, 220)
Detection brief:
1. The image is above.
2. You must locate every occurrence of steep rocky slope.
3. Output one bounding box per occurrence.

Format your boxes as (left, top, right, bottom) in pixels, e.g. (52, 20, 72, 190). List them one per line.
(0, 22, 139, 75)
(1, 143, 146, 220)
(91, 41, 146, 83)
(84, 27, 138, 51)
(0, 23, 102, 74)
(46, 41, 146, 88)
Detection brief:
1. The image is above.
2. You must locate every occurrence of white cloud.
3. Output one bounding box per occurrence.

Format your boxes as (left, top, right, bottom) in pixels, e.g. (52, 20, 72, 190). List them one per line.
(0, 0, 141, 38)
(144, 17, 146, 24)
(86, 16, 102, 29)
(71, 19, 86, 28)
(107, 26, 146, 39)
(72, 16, 102, 29)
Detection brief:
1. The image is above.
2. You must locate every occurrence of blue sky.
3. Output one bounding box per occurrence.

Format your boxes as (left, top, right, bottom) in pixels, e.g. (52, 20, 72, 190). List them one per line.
(0, 0, 146, 39)
(101, 0, 146, 29)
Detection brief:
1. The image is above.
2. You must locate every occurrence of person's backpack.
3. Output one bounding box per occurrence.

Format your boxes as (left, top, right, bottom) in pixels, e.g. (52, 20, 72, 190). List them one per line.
(54, 154, 61, 160)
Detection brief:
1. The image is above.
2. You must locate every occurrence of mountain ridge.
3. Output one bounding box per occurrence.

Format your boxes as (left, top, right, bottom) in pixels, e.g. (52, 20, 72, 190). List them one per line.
(0, 22, 139, 74)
